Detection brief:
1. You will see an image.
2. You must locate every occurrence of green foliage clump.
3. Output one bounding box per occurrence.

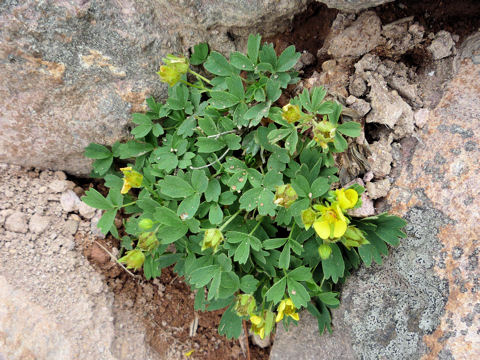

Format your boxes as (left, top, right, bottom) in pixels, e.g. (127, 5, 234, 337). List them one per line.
(82, 34, 406, 340)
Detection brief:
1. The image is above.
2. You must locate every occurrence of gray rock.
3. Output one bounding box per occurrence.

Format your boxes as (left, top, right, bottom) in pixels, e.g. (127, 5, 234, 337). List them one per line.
(250, 333, 272, 348)
(0, 0, 308, 176)
(316, 0, 394, 12)
(349, 76, 367, 97)
(48, 180, 70, 193)
(368, 134, 393, 178)
(366, 74, 414, 134)
(414, 108, 429, 128)
(78, 202, 96, 220)
(64, 219, 80, 235)
(326, 12, 383, 58)
(346, 95, 371, 117)
(294, 51, 316, 71)
(5, 212, 28, 233)
(428, 31, 455, 60)
(60, 190, 81, 213)
(365, 178, 390, 199)
(29, 214, 50, 234)
(387, 75, 419, 104)
(354, 54, 381, 75)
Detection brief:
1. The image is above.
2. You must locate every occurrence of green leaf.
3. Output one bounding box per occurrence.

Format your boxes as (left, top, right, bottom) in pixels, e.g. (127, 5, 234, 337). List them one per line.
(154, 206, 185, 228)
(191, 169, 209, 193)
(337, 121, 361, 137)
(318, 292, 340, 306)
(311, 87, 327, 111)
(196, 137, 226, 153)
(204, 51, 238, 77)
(218, 305, 243, 339)
(288, 266, 312, 282)
(239, 187, 262, 211)
(155, 152, 178, 172)
(198, 116, 218, 136)
(97, 209, 117, 235)
(210, 91, 240, 109)
(190, 42, 209, 65)
(291, 175, 311, 197)
(224, 134, 241, 150)
(333, 133, 348, 152)
(279, 242, 291, 269)
(322, 243, 345, 283)
(244, 102, 271, 125)
(287, 278, 310, 308)
(117, 141, 154, 159)
(263, 238, 287, 250)
(225, 75, 245, 100)
(240, 275, 259, 293)
(205, 179, 221, 202)
(209, 204, 223, 225)
(307, 301, 333, 335)
(84, 143, 112, 159)
(177, 115, 196, 138)
(234, 239, 250, 264)
(208, 271, 221, 300)
(265, 277, 287, 304)
(247, 34, 262, 64)
(190, 265, 220, 287)
(177, 193, 200, 219)
(311, 177, 329, 198)
(259, 43, 277, 69)
(92, 157, 113, 176)
(277, 45, 301, 72)
(230, 52, 255, 71)
(82, 188, 114, 210)
(266, 78, 282, 102)
(258, 188, 276, 216)
(159, 176, 195, 198)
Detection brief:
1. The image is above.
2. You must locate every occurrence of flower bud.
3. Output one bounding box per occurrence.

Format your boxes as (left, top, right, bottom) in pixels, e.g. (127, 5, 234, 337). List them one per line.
(274, 184, 298, 209)
(301, 208, 317, 230)
(313, 120, 337, 150)
(118, 249, 145, 270)
(335, 188, 358, 211)
(138, 218, 154, 230)
(201, 228, 224, 253)
(341, 226, 369, 249)
(234, 294, 256, 317)
(157, 55, 189, 86)
(318, 243, 332, 260)
(281, 104, 302, 123)
(138, 232, 159, 252)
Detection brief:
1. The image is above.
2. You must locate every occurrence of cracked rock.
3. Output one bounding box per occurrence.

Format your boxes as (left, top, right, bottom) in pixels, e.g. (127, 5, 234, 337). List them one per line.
(349, 76, 367, 97)
(346, 96, 371, 117)
(368, 134, 394, 179)
(428, 30, 455, 60)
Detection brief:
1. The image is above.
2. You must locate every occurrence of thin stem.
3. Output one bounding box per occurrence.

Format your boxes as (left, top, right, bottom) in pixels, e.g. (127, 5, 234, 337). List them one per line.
(242, 320, 251, 360)
(207, 130, 237, 139)
(288, 223, 295, 240)
(188, 69, 212, 84)
(121, 201, 137, 208)
(219, 209, 242, 231)
(190, 149, 229, 170)
(180, 79, 204, 90)
(249, 217, 264, 236)
(94, 241, 136, 278)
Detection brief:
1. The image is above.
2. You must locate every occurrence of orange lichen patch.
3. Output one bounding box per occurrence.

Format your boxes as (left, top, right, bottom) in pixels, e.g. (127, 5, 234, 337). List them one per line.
(387, 59, 480, 359)
(80, 49, 126, 77)
(116, 85, 149, 113)
(22, 54, 66, 82)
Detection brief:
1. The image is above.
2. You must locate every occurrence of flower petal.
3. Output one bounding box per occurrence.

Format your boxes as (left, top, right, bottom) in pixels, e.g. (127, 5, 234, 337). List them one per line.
(333, 219, 347, 238)
(314, 220, 330, 239)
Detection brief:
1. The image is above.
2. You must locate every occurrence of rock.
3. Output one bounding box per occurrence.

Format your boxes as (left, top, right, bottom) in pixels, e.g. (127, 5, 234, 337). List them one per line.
(349, 76, 367, 97)
(346, 96, 371, 117)
(366, 74, 414, 136)
(48, 180, 70, 193)
(294, 51, 316, 71)
(60, 190, 81, 213)
(78, 201, 96, 220)
(326, 12, 383, 58)
(368, 134, 393, 178)
(306, 59, 352, 98)
(0, 0, 309, 176)
(250, 333, 271, 348)
(354, 54, 381, 75)
(91, 210, 106, 239)
(414, 108, 429, 128)
(365, 178, 390, 199)
(387, 75, 419, 104)
(64, 219, 80, 235)
(348, 192, 375, 217)
(5, 212, 28, 233)
(428, 31, 455, 60)
(315, 0, 394, 12)
(29, 214, 50, 234)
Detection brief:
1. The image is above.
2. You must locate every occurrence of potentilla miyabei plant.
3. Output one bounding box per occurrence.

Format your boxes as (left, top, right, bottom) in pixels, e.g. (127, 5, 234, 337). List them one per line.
(82, 34, 406, 340)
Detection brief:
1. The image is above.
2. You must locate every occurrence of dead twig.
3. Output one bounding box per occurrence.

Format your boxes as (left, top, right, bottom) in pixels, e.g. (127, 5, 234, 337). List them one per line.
(242, 320, 251, 360)
(94, 240, 136, 278)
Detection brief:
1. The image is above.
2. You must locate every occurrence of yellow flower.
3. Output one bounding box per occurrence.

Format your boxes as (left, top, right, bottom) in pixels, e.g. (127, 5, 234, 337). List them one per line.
(335, 188, 358, 210)
(184, 349, 195, 357)
(250, 315, 266, 339)
(273, 184, 298, 209)
(301, 208, 317, 230)
(313, 203, 348, 240)
(120, 167, 143, 194)
(201, 228, 224, 253)
(275, 298, 299, 322)
(118, 249, 145, 270)
(157, 55, 189, 86)
(313, 120, 336, 149)
(281, 104, 302, 123)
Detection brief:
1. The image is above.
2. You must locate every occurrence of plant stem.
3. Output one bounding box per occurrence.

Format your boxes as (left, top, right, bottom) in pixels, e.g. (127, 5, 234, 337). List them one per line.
(288, 223, 295, 239)
(94, 240, 136, 278)
(190, 149, 229, 170)
(219, 209, 242, 231)
(242, 320, 251, 360)
(249, 217, 263, 236)
(180, 79, 204, 90)
(121, 201, 137, 208)
(207, 130, 237, 139)
(188, 69, 212, 84)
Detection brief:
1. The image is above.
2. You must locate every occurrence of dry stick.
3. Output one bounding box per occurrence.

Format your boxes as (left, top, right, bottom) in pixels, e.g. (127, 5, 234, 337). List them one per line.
(242, 320, 251, 360)
(94, 240, 136, 278)
(189, 148, 229, 170)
